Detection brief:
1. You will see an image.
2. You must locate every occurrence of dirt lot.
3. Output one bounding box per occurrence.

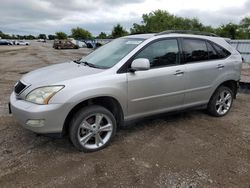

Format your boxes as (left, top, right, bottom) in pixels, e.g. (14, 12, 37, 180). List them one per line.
(0, 42, 250, 187)
(241, 63, 250, 83)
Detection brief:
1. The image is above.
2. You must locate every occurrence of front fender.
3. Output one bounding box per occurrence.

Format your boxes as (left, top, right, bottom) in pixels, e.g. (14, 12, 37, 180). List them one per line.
(49, 72, 128, 116)
(64, 87, 127, 115)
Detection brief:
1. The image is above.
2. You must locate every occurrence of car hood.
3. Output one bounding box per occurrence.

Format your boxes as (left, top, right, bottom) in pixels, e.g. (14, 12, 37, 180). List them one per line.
(22, 61, 104, 85)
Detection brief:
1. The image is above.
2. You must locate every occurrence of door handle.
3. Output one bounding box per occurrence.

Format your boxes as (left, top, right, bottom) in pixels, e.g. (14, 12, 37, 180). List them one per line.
(174, 70, 184, 76)
(217, 64, 224, 69)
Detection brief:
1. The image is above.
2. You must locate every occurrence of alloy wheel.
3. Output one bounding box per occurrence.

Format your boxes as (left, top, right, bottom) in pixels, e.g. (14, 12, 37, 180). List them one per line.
(215, 90, 232, 115)
(77, 113, 113, 150)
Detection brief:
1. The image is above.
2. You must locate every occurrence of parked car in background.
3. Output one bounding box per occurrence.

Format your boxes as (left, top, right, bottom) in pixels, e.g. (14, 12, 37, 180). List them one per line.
(70, 39, 87, 48)
(53, 39, 79, 49)
(11, 40, 16, 45)
(16, 40, 29, 45)
(10, 30, 242, 152)
(37, 39, 46, 42)
(0, 39, 12, 45)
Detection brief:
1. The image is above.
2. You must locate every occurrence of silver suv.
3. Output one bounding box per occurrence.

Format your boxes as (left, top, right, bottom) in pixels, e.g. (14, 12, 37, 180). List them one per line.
(10, 31, 242, 152)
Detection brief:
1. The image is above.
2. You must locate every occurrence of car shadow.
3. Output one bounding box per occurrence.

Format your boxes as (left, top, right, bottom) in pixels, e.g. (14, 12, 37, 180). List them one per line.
(34, 109, 204, 153)
(119, 109, 198, 131)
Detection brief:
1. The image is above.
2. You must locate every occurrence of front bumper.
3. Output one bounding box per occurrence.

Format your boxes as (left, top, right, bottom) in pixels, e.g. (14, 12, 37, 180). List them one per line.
(10, 92, 69, 134)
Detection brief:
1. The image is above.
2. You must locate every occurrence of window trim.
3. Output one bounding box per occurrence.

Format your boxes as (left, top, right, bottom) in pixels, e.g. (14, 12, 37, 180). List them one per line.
(117, 37, 182, 74)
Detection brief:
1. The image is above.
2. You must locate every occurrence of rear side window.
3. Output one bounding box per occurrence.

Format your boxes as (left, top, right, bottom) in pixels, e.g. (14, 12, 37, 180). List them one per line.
(134, 39, 179, 68)
(183, 39, 208, 63)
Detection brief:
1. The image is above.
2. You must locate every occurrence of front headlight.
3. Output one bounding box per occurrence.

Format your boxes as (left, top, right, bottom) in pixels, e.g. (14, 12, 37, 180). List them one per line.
(26, 86, 64, 104)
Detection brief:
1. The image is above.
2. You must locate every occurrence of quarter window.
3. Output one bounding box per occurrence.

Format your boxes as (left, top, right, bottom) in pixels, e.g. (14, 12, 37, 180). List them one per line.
(183, 39, 208, 63)
(211, 43, 231, 59)
(134, 39, 179, 68)
(207, 42, 220, 60)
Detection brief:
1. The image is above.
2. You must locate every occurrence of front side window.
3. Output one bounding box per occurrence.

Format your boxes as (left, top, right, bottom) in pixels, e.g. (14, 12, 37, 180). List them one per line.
(183, 39, 208, 63)
(81, 38, 144, 69)
(134, 39, 179, 68)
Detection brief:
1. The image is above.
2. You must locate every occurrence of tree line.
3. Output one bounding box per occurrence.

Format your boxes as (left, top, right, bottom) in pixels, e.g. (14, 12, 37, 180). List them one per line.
(1, 10, 250, 40)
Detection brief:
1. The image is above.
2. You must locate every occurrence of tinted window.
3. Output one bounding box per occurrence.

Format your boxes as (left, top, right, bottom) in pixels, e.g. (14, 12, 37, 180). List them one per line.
(212, 43, 231, 59)
(207, 42, 220, 60)
(134, 39, 179, 68)
(183, 39, 208, 63)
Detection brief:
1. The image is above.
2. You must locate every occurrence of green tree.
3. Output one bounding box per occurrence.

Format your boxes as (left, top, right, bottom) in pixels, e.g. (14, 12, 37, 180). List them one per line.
(239, 17, 250, 38)
(38, 34, 46, 39)
(25, 35, 36, 40)
(111, 24, 128, 38)
(130, 10, 210, 34)
(240, 17, 250, 29)
(215, 23, 239, 39)
(11, 34, 17, 39)
(48, 34, 56, 40)
(55, 32, 67, 39)
(0, 31, 12, 39)
(71, 27, 92, 39)
(97, 32, 107, 39)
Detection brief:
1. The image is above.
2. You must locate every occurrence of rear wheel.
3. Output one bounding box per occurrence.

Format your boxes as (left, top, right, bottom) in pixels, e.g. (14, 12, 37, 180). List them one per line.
(207, 86, 233, 117)
(69, 105, 116, 152)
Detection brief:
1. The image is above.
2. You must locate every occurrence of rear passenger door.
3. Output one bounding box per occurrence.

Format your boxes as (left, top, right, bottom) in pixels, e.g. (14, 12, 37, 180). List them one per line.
(182, 38, 230, 106)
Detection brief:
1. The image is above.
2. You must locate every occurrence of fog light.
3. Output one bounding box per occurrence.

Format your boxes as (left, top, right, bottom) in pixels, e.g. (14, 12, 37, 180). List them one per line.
(26, 119, 45, 127)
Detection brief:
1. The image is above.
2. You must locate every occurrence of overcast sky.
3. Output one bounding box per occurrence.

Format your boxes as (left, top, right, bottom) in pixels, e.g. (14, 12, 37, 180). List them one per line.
(0, 0, 250, 36)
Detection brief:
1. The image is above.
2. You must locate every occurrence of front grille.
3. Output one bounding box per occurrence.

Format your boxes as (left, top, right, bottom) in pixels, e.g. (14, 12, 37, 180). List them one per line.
(14, 81, 26, 95)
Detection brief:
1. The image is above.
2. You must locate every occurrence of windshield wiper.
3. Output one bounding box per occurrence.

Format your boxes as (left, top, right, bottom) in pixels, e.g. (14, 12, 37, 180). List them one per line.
(73, 59, 81, 64)
(81, 61, 95, 67)
(73, 60, 95, 67)
(81, 61, 106, 69)
(73, 59, 107, 69)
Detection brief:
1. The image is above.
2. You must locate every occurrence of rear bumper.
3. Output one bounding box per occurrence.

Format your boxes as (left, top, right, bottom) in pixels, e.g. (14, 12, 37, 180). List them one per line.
(10, 92, 69, 134)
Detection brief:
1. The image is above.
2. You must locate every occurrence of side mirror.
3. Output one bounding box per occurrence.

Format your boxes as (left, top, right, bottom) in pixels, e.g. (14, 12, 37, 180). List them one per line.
(130, 58, 150, 72)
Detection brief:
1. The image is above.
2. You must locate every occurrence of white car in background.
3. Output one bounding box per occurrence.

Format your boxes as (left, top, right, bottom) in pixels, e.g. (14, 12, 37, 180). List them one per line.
(37, 39, 46, 42)
(16, 40, 29, 45)
(70, 38, 87, 48)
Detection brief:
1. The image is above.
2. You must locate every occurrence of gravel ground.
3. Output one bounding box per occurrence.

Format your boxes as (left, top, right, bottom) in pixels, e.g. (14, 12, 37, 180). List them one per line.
(241, 63, 250, 83)
(0, 42, 249, 187)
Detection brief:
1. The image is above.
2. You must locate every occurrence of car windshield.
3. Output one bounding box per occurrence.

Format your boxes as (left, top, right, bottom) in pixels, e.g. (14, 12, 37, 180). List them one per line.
(80, 38, 144, 69)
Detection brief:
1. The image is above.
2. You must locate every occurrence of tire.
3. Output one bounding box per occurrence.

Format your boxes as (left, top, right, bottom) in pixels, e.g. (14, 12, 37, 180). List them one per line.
(86, 43, 93, 48)
(69, 105, 117, 152)
(207, 86, 234, 117)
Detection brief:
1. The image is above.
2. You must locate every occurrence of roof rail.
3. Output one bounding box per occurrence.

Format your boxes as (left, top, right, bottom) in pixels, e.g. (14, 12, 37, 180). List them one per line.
(155, 30, 218, 37)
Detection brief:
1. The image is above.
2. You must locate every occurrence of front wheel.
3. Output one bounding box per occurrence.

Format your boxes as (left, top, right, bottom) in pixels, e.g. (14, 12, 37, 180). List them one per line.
(207, 86, 233, 117)
(69, 105, 116, 152)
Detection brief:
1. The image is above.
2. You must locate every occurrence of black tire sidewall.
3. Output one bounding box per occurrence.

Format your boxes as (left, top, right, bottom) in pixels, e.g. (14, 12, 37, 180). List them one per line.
(69, 105, 117, 152)
(208, 86, 233, 117)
